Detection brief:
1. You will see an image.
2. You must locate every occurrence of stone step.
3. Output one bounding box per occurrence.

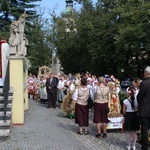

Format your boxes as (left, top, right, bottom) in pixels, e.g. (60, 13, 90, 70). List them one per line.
(0, 87, 13, 92)
(0, 88, 13, 137)
(0, 126, 11, 129)
(0, 120, 11, 126)
(0, 97, 13, 101)
(0, 108, 11, 111)
(0, 111, 11, 116)
(0, 93, 13, 96)
(0, 103, 12, 108)
(0, 121, 11, 126)
(0, 99, 12, 103)
(0, 116, 11, 120)
(0, 128, 11, 137)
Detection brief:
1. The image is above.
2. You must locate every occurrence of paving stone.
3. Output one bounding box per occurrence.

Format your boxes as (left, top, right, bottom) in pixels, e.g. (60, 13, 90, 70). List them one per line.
(0, 99, 142, 150)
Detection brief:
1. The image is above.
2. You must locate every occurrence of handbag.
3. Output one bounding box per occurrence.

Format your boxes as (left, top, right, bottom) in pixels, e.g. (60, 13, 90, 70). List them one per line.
(106, 107, 110, 114)
(63, 89, 67, 95)
(88, 89, 94, 109)
(88, 97, 93, 109)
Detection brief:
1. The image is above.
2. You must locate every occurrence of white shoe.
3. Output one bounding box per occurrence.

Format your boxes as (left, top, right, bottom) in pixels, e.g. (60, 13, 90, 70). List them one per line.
(132, 146, 136, 150)
(126, 146, 131, 150)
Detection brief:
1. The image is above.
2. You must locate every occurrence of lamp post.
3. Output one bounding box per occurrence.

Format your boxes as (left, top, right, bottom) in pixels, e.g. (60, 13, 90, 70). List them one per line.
(50, 19, 56, 73)
(51, 44, 54, 73)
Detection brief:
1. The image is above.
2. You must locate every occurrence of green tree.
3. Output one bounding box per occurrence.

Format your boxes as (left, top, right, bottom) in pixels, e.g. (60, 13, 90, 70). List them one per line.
(86, 0, 119, 76)
(54, 0, 149, 78)
(55, 0, 95, 74)
(113, 0, 150, 78)
(1, 0, 9, 20)
(27, 14, 51, 75)
(0, 1, 53, 75)
(0, 0, 41, 38)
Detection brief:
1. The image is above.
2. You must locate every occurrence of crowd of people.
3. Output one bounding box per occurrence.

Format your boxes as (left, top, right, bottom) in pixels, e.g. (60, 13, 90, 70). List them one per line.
(27, 73, 47, 100)
(27, 66, 150, 150)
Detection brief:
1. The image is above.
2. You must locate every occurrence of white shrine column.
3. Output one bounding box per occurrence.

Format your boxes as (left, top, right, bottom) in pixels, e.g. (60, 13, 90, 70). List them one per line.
(0, 41, 9, 86)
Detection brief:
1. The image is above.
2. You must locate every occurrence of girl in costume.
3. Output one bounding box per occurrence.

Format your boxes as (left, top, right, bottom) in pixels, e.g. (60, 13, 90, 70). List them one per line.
(123, 86, 140, 150)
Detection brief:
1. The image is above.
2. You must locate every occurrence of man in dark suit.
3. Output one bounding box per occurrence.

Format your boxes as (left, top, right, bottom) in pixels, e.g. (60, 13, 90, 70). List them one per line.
(137, 66, 150, 150)
(46, 73, 58, 109)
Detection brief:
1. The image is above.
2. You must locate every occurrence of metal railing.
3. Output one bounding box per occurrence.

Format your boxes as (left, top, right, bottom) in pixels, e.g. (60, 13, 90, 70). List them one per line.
(3, 62, 10, 122)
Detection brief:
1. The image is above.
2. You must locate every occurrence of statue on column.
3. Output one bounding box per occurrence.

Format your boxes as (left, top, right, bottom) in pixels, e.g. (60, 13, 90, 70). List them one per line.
(9, 13, 28, 56)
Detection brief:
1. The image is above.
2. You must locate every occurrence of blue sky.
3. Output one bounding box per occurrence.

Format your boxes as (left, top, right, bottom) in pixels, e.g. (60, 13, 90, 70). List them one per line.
(38, 0, 97, 17)
(38, 0, 66, 16)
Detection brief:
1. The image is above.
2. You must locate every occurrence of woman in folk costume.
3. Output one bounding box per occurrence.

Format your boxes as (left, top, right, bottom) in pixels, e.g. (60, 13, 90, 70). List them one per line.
(62, 73, 81, 116)
(93, 76, 110, 138)
(91, 75, 98, 87)
(85, 71, 92, 84)
(132, 77, 142, 138)
(74, 73, 81, 89)
(39, 76, 47, 101)
(73, 78, 94, 135)
(67, 80, 76, 115)
(28, 82, 34, 99)
(57, 75, 66, 103)
(32, 75, 39, 100)
(68, 74, 81, 116)
(132, 77, 141, 97)
(28, 73, 34, 98)
(61, 79, 75, 115)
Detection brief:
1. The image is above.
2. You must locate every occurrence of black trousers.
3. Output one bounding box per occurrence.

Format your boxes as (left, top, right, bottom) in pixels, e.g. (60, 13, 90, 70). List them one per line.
(47, 92, 57, 108)
(140, 117, 150, 150)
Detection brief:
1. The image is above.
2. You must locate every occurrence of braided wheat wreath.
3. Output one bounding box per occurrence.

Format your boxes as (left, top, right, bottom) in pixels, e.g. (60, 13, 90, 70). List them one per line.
(108, 92, 122, 117)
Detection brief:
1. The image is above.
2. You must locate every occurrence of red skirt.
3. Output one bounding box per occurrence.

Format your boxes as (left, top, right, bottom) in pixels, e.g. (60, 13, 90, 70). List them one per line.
(93, 102, 108, 123)
(75, 103, 89, 127)
(28, 88, 34, 94)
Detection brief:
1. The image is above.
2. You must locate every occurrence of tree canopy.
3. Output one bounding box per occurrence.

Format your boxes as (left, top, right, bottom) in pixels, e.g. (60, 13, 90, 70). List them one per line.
(0, 0, 149, 78)
(0, 0, 52, 75)
(53, 0, 150, 78)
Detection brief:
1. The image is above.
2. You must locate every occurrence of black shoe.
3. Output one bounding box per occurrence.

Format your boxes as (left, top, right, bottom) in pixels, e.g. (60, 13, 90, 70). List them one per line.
(95, 133, 101, 138)
(85, 131, 89, 135)
(103, 133, 107, 138)
(53, 107, 56, 109)
(47, 107, 50, 108)
(77, 131, 83, 135)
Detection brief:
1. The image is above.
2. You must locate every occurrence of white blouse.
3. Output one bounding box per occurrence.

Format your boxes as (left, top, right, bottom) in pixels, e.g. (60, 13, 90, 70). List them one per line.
(123, 98, 138, 112)
(57, 80, 66, 89)
(73, 87, 94, 105)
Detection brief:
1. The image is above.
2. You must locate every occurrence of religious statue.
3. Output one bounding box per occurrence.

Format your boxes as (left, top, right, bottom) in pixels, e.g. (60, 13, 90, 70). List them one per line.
(9, 13, 28, 56)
